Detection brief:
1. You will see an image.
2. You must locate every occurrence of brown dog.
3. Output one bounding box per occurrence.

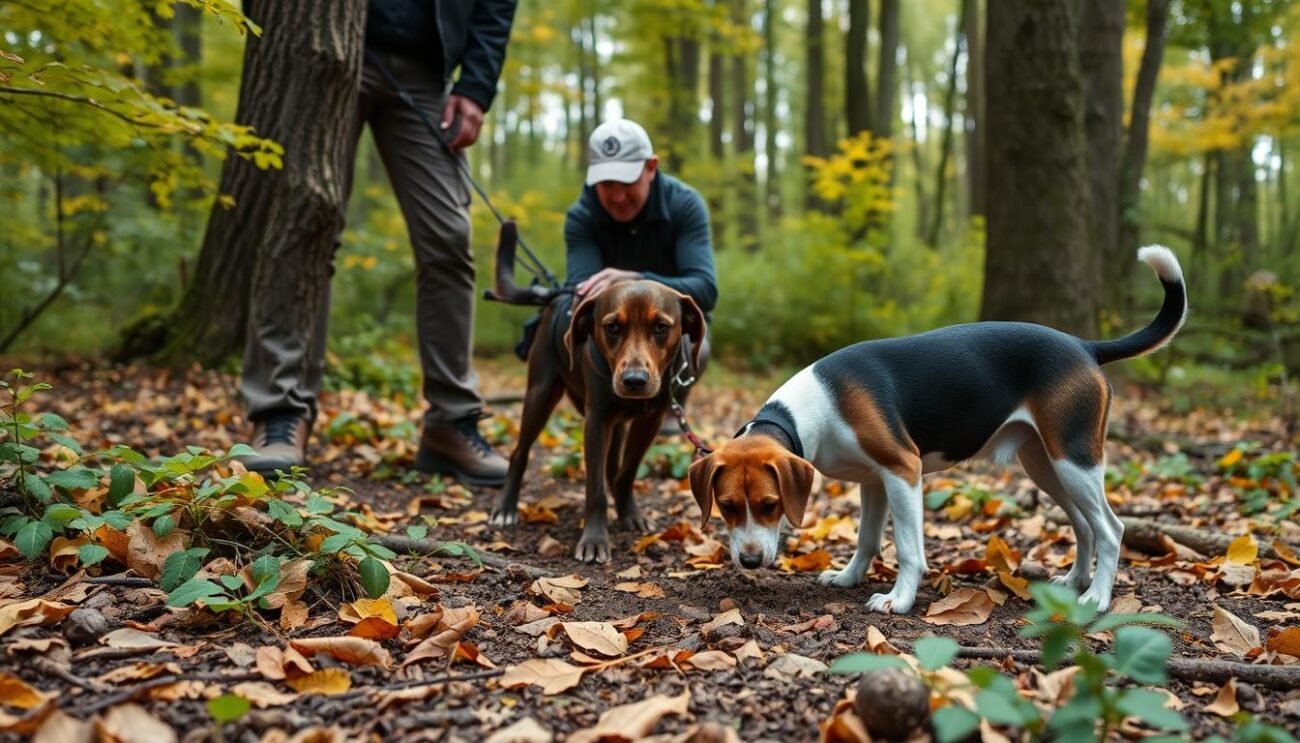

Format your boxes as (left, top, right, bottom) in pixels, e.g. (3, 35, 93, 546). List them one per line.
(490, 280, 706, 562)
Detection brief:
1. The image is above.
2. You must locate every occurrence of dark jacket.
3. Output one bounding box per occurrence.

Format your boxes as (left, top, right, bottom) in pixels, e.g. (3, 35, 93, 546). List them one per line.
(367, 0, 516, 111)
(563, 173, 718, 314)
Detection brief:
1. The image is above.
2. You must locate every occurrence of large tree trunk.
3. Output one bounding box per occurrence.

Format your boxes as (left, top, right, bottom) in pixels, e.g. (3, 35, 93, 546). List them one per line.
(733, 0, 758, 250)
(980, 0, 1097, 337)
(804, 0, 828, 211)
(904, 46, 930, 241)
(963, 0, 984, 218)
(1117, 0, 1169, 309)
(1079, 0, 1124, 315)
(762, 0, 782, 219)
(846, 0, 872, 137)
(708, 29, 726, 250)
(874, 0, 899, 138)
(124, 0, 365, 366)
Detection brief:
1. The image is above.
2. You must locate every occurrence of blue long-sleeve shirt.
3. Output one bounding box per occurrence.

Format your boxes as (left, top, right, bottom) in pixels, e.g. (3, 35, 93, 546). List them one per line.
(563, 172, 718, 314)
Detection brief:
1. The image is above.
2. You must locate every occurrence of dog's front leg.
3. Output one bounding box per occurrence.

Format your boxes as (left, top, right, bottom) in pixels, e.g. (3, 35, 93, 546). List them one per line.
(575, 409, 614, 563)
(819, 479, 887, 588)
(611, 413, 663, 533)
(865, 472, 927, 614)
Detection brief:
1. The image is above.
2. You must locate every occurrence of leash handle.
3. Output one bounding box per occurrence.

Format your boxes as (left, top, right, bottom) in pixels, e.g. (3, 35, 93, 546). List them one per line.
(363, 49, 562, 290)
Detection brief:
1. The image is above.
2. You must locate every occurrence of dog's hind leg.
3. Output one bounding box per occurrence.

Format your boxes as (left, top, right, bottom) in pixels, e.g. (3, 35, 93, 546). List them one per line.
(1018, 437, 1094, 592)
(611, 413, 663, 533)
(819, 479, 887, 588)
(490, 372, 563, 529)
(1053, 458, 1121, 612)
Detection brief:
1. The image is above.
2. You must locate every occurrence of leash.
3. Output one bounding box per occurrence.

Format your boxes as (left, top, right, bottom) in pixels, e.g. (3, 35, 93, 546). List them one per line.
(363, 49, 562, 291)
(668, 348, 712, 457)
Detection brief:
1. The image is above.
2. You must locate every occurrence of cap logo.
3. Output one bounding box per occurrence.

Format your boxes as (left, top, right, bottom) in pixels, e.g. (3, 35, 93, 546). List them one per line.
(601, 136, 621, 157)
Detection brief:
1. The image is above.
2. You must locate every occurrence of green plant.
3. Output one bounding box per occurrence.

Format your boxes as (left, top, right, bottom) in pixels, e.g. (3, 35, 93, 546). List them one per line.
(827, 582, 1199, 743)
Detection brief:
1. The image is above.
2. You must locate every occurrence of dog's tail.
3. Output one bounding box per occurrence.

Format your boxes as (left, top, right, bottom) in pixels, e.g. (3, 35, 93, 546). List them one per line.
(1088, 245, 1188, 366)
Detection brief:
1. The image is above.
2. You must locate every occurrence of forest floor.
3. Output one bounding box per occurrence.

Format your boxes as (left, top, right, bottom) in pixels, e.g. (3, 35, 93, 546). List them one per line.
(2, 357, 1299, 742)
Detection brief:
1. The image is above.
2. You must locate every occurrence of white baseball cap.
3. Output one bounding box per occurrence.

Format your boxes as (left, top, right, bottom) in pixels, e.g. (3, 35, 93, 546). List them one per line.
(585, 119, 654, 186)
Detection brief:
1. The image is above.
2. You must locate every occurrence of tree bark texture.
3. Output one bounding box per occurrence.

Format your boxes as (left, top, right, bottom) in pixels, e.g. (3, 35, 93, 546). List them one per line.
(1079, 0, 1124, 314)
(804, 0, 828, 211)
(846, 0, 871, 137)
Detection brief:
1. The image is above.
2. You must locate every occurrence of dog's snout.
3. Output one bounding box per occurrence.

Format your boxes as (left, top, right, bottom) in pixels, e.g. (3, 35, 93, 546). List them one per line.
(621, 368, 649, 391)
(738, 553, 763, 569)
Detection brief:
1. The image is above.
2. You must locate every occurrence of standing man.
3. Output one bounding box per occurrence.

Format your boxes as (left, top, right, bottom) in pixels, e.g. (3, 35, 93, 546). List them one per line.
(241, 0, 517, 487)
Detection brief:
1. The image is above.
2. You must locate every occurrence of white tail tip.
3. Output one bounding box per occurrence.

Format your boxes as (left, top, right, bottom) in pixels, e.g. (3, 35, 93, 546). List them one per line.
(1137, 245, 1184, 284)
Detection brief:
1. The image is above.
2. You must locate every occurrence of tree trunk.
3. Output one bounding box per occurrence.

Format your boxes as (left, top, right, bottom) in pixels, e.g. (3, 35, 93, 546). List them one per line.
(804, 0, 828, 211)
(904, 46, 930, 241)
(1079, 0, 1124, 319)
(708, 30, 726, 250)
(874, 0, 899, 139)
(963, 0, 985, 217)
(762, 0, 782, 219)
(124, 0, 365, 366)
(732, 0, 758, 250)
(926, 0, 966, 248)
(1117, 0, 1168, 309)
(980, 0, 1097, 337)
(846, 0, 872, 137)
(664, 36, 701, 173)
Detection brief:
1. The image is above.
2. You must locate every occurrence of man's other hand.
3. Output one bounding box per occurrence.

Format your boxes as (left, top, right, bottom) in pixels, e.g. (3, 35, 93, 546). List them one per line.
(441, 95, 485, 150)
(577, 268, 643, 299)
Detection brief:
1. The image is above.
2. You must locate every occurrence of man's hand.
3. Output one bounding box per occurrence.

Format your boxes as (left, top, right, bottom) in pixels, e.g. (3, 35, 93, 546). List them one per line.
(577, 268, 643, 299)
(441, 94, 485, 150)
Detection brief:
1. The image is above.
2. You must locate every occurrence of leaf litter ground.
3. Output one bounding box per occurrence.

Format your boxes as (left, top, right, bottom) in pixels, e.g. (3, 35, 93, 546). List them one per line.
(1, 358, 1298, 741)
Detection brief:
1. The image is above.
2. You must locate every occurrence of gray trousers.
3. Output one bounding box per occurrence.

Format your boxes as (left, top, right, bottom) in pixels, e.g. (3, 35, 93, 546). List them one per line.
(242, 51, 483, 426)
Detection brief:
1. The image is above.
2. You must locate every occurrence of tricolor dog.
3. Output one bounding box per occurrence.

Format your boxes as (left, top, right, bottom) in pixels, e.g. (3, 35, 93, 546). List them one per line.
(689, 247, 1186, 613)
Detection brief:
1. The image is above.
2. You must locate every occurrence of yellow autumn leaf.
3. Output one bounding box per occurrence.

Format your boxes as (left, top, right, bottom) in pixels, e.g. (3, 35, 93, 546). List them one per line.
(1225, 534, 1258, 566)
(285, 668, 351, 695)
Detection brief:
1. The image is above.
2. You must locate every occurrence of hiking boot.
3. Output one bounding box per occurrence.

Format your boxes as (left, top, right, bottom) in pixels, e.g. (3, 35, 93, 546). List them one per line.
(415, 414, 508, 488)
(240, 412, 309, 478)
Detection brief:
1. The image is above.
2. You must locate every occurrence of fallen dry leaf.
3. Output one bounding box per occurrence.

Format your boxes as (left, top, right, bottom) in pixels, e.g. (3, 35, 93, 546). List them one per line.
(1211, 606, 1262, 657)
(986, 535, 1021, 573)
(1266, 626, 1300, 657)
(402, 604, 480, 667)
(819, 693, 871, 743)
(500, 658, 587, 695)
(291, 637, 393, 669)
(1225, 535, 1259, 565)
(779, 615, 837, 634)
(484, 716, 552, 743)
(96, 703, 177, 743)
(284, 668, 352, 695)
(0, 599, 73, 637)
(1203, 679, 1240, 717)
(865, 625, 900, 655)
(731, 639, 766, 664)
(124, 520, 186, 581)
(32, 710, 93, 743)
(530, 575, 588, 605)
(256, 645, 314, 681)
(560, 622, 629, 657)
(339, 597, 399, 640)
(701, 608, 743, 635)
(763, 653, 827, 680)
(259, 559, 312, 610)
(0, 671, 49, 709)
(568, 689, 691, 743)
(684, 650, 737, 671)
(613, 581, 666, 599)
(100, 628, 177, 650)
(922, 588, 995, 626)
(230, 681, 299, 708)
(779, 549, 832, 572)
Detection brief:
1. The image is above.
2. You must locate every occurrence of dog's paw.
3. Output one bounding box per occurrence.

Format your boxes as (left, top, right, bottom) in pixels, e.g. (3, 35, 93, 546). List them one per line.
(1050, 571, 1091, 591)
(1078, 586, 1112, 613)
(818, 566, 863, 588)
(615, 512, 654, 534)
(865, 590, 915, 615)
(574, 535, 611, 564)
(488, 509, 518, 529)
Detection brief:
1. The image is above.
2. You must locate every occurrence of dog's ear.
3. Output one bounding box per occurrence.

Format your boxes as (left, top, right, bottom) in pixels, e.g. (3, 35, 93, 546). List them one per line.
(687, 453, 723, 529)
(563, 294, 600, 371)
(767, 455, 816, 528)
(676, 293, 707, 371)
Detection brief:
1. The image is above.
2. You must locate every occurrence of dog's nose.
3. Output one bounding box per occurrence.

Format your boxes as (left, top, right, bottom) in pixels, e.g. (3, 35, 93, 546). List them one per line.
(621, 369, 649, 391)
(739, 553, 762, 569)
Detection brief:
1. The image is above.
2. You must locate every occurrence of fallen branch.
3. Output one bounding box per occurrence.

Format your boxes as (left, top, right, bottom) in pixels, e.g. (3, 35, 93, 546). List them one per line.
(82, 576, 154, 588)
(373, 534, 553, 578)
(333, 668, 504, 703)
(939, 645, 1300, 689)
(81, 670, 263, 715)
(28, 657, 107, 693)
(1045, 511, 1295, 561)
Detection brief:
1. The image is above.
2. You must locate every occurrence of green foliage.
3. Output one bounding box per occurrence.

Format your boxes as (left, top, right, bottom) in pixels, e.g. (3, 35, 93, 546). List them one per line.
(0, 372, 475, 624)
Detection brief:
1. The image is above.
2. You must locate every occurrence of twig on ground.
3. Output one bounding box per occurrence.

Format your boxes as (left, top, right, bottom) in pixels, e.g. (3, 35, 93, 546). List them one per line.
(28, 657, 108, 693)
(932, 645, 1300, 689)
(83, 575, 155, 588)
(373, 534, 553, 578)
(81, 670, 263, 715)
(1045, 510, 1296, 561)
(334, 668, 504, 703)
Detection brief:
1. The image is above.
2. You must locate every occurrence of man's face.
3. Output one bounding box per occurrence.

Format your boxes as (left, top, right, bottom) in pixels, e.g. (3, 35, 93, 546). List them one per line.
(595, 158, 657, 223)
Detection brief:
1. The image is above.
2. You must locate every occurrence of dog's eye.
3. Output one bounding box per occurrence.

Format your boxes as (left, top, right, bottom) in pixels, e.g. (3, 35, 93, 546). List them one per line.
(758, 501, 778, 515)
(654, 322, 669, 335)
(603, 322, 620, 335)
